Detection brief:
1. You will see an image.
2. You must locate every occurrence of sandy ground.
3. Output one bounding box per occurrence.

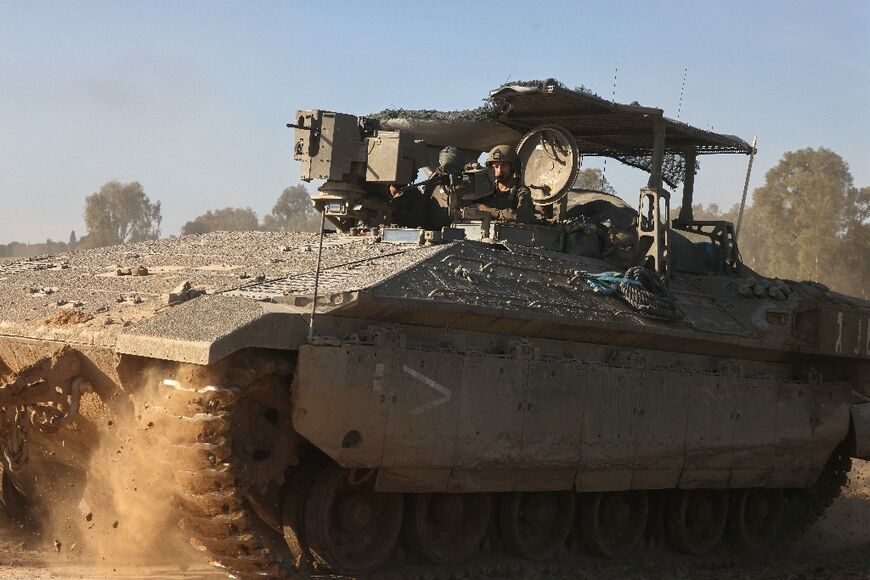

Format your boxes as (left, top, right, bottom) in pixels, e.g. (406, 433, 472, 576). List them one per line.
(0, 461, 867, 580)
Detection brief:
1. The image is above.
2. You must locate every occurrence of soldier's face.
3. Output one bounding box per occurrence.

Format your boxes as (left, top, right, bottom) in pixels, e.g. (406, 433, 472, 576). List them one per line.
(491, 161, 512, 180)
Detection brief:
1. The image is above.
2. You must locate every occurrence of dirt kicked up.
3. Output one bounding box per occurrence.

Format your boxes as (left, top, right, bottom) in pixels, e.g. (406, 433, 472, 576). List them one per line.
(0, 462, 866, 580)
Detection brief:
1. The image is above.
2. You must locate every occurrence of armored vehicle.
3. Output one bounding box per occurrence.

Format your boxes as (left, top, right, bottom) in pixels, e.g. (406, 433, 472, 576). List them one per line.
(1, 79, 868, 578)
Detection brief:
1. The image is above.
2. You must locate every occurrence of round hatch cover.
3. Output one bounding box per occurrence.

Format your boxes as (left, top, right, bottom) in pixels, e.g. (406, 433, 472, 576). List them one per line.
(517, 125, 580, 205)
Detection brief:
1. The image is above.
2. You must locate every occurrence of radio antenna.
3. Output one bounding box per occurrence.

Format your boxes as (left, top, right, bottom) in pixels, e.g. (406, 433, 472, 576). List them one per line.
(610, 65, 619, 103)
(677, 67, 688, 119)
(735, 136, 758, 240)
(602, 65, 618, 187)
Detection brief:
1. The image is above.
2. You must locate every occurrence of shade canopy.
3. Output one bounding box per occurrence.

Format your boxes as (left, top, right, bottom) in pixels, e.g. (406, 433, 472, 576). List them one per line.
(372, 79, 752, 187)
(490, 80, 752, 156)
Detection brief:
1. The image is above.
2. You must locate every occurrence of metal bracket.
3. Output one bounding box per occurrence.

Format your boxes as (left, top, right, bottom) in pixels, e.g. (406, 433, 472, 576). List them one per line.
(636, 187, 671, 276)
(634, 117, 671, 276)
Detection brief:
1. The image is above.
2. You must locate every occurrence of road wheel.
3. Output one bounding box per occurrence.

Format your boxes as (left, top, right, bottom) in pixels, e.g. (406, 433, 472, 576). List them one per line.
(499, 490, 575, 560)
(580, 490, 649, 558)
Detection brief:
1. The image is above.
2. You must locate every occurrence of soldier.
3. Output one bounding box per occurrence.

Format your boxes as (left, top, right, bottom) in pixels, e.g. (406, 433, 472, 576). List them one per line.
(386, 183, 444, 229)
(473, 144, 535, 223)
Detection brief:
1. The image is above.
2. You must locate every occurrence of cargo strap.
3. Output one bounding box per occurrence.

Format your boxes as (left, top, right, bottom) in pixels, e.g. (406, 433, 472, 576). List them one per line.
(582, 266, 681, 320)
(582, 271, 642, 295)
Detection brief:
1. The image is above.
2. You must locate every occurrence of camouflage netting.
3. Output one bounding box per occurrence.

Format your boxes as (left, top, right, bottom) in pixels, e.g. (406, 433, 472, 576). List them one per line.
(369, 80, 592, 125)
(371, 79, 740, 187)
(368, 105, 497, 123)
(613, 152, 695, 188)
(369, 104, 523, 152)
(490, 78, 603, 99)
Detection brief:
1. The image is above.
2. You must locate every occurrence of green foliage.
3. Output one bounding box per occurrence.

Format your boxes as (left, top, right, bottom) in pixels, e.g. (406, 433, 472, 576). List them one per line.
(182, 207, 259, 235)
(739, 147, 868, 297)
(692, 202, 739, 224)
(695, 148, 869, 299)
(820, 184, 870, 299)
(262, 184, 320, 232)
(81, 181, 161, 248)
(574, 168, 617, 194)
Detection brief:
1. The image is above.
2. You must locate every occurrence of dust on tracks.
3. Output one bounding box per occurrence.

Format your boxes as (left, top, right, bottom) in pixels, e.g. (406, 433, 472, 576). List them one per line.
(1, 459, 867, 579)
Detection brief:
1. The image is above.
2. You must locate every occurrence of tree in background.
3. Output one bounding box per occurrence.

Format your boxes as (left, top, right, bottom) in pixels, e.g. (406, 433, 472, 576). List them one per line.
(574, 167, 617, 194)
(671, 202, 740, 224)
(0, 239, 69, 257)
(81, 181, 161, 248)
(695, 203, 738, 224)
(182, 207, 259, 235)
(262, 185, 320, 232)
(738, 148, 866, 293)
(68, 230, 77, 251)
(825, 185, 870, 298)
(676, 149, 869, 298)
(664, 149, 868, 298)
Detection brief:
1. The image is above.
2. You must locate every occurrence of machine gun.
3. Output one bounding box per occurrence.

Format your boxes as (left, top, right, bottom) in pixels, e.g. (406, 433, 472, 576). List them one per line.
(289, 110, 495, 232)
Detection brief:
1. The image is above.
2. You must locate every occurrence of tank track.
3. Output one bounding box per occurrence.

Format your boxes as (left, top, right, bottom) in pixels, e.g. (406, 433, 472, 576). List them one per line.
(146, 351, 301, 578)
(149, 350, 852, 580)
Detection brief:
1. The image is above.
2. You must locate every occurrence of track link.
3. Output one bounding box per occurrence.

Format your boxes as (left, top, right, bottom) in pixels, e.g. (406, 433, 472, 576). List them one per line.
(154, 351, 300, 578)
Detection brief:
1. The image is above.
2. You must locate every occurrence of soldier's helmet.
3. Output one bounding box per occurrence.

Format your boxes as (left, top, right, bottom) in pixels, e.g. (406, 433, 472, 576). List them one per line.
(485, 144, 518, 165)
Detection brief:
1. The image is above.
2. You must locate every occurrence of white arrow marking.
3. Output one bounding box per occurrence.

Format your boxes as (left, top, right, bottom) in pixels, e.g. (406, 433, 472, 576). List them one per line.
(403, 365, 452, 415)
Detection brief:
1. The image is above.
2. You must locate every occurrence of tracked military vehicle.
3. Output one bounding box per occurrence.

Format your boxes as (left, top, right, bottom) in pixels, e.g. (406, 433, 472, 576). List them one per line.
(1, 79, 868, 578)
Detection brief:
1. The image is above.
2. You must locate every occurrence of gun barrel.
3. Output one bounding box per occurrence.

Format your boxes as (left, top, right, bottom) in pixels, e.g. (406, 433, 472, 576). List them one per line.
(286, 122, 316, 133)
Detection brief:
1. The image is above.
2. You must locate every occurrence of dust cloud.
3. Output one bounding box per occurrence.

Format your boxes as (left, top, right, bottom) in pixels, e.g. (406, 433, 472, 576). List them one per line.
(797, 458, 870, 554)
(24, 372, 195, 571)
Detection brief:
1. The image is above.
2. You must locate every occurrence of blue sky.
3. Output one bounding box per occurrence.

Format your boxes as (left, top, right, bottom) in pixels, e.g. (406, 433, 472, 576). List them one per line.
(1, 0, 868, 243)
